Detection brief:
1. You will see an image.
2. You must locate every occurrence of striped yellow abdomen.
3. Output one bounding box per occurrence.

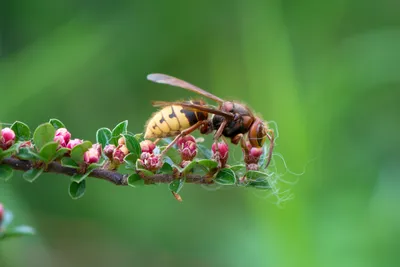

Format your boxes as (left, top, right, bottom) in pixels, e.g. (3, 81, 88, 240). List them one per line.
(144, 105, 193, 139)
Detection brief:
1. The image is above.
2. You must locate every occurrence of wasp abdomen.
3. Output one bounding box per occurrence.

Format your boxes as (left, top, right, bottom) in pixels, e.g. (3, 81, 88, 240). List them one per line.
(144, 104, 205, 139)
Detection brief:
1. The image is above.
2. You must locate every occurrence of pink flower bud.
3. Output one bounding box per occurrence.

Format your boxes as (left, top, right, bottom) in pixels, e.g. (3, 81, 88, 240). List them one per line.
(104, 144, 116, 159)
(54, 128, 71, 144)
(139, 152, 162, 171)
(212, 142, 229, 167)
(177, 135, 197, 161)
(112, 144, 129, 163)
(84, 145, 101, 164)
(244, 142, 263, 165)
(140, 140, 156, 154)
(19, 141, 33, 148)
(118, 137, 125, 145)
(66, 139, 83, 149)
(0, 203, 4, 223)
(0, 128, 16, 149)
(54, 135, 67, 147)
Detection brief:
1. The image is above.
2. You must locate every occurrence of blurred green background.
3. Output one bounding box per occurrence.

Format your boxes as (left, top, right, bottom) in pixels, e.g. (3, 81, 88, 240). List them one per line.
(1, 0, 400, 266)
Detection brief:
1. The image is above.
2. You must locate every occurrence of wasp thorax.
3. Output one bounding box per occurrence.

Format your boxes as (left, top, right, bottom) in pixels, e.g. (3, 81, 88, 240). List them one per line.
(249, 119, 267, 147)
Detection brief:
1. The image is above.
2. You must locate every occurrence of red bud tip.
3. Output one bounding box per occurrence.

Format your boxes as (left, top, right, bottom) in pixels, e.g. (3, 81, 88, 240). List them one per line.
(54, 128, 71, 144)
(118, 137, 125, 145)
(112, 144, 129, 163)
(54, 135, 67, 147)
(104, 144, 116, 159)
(140, 140, 156, 154)
(177, 135, 197, 161)
(84, 144, 101, 164)
(0, 128, 16, 149)
(67, 139, 83, 149)
(0, 203, 4, 223)
(19, 141, 33, 148)
(139, 152, 162, 171)
(212, 142, 229, 167)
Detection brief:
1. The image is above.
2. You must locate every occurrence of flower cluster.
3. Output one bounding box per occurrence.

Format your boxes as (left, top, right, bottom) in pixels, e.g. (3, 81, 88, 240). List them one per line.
(0, 128, 16, 150)
(103, 138, 130, 165)
(212, 142, 229, 168)
(139, 140, 162, 171)
(177, 135, 197, 167)
(54, 128, 85, 150)
(54, 128, 101, 164)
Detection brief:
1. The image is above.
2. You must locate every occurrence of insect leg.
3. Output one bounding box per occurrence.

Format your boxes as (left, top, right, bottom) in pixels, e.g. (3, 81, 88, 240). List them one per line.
(265, 128, 275, 169)
(160, 121, 204, 157)
(212, 120, 227, 153)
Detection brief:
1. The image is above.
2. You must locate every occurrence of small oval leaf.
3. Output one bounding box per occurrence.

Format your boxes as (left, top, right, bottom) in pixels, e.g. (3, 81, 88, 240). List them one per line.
(122, 134, 141, 159)
(0, 165, 13, 181)
(96, 127, 112, 148)
(33, 123, 56, 150)
(49, 119, 65, 130)
(169, 178, 185, 193)
(39, 141, 59, 163)
(215, 168, 236, 185)
(23, 168, 44, 183)
(70, 141, 92, 163)
(69, 180, 86, 199)
(128, 173, 144, 187)
(11, 121, 31, 141)
(197, 159, 218, 170)
(111, 121, 128, 145)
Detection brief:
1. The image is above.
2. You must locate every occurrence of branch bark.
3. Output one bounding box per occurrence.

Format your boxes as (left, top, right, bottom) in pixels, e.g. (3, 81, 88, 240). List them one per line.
(1, 158, 210, 185)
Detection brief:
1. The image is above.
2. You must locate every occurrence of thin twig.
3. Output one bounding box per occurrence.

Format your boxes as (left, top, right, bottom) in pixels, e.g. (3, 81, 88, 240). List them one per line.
(1, 158, 210, 185)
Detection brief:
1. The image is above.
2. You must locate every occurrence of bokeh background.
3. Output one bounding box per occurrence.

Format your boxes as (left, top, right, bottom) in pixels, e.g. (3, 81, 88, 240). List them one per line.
(1, 0, 400, 266)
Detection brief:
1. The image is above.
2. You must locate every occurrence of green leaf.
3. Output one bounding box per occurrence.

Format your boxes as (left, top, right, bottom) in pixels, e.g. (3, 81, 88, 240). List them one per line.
(127, 173, 144, 187)
(61, 157, 79, 168)
(70, 141, 92, 163)
(71, 173, 89, 183)
(169, 178, 185, 193)
(246, 171, 270, 189)
(96, 127, 112, 148)
(69, 180, 86, 199)
(247, 179, 270, 189)
(23, 168, 44, 183)
(48, 118, 65, 130)
(182, 160, 198, 174)
(160, 162, 173, 174)
(164, 148, 181, 165)
(0, 165, 13, 181)
(215, 168, 236, 185)
(54, 148, 69, 159)
(122, 134, 141, 159)
(16, 147, 37, 161)
(197, 143, 212, 159)
(111, 120, 128, 145)
(124, 153, 137, 169)
(2, 225, 36, 239)
(11, 121, 31, 141)
(230, 164, 246, 173)
(197, 159, 218, 170)
(39, 141, 58, 163)
(246, 170, 269, 180)
(135, 161, 155, 176)
(33, 123, 56, 150)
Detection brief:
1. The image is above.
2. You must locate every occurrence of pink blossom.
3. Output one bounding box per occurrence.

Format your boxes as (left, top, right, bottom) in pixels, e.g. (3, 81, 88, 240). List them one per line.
(66, 139, 83, 149)
(140, 140, 156, 154)
(212, 142, 229, 167)
(0, 128, 16, 149)
(177, 135, 197, 161)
